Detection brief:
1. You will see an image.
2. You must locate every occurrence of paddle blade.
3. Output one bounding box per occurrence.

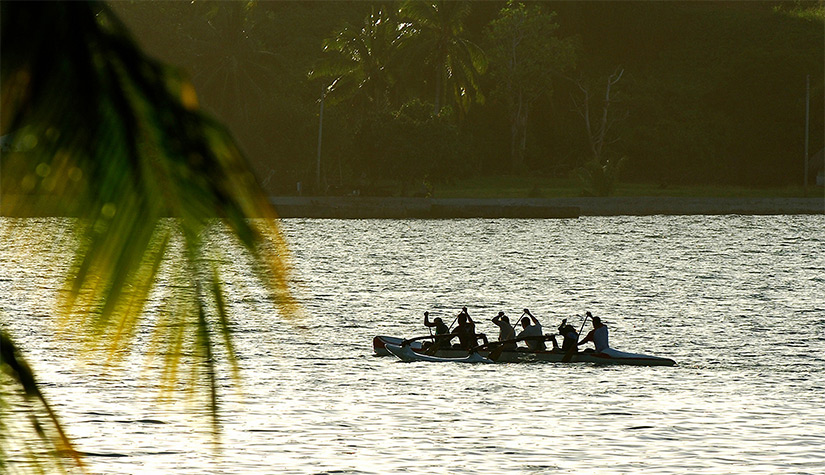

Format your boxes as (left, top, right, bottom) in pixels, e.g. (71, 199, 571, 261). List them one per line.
(561, 345, 577, 363)
(489, 344, 506, 362)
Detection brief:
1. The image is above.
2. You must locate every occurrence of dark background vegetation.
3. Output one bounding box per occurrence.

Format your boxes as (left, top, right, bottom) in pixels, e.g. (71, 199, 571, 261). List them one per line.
(110, 1, 825, 195)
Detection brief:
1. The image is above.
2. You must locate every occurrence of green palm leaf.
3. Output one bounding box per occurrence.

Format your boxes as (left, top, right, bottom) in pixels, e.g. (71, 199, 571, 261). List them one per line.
(1, 1, 299, 468)
(1, 330, 84, 473)
(309, 6, 403, 111)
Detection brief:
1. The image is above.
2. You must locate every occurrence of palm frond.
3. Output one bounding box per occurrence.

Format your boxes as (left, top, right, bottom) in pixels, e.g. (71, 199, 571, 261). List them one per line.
(0, 328, 84, 473)
(1, 0, 299, 456)
(309, 6, 403, 111)
(397, 0, 485, 117)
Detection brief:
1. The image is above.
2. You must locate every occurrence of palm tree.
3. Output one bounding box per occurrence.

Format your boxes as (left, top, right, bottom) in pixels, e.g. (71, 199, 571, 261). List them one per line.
(308, 5, 410, 188)
(1, 1, 296, 471)
(309, 5, 406, 114)
(398, 0, 487, 118)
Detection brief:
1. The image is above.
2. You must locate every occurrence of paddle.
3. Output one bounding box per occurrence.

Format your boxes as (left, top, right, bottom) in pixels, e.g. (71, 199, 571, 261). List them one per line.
(488, 341, 511, 362)
(425, 332, 453, 355)
(425, 311, 434, 347)
(562, 313, 589, 363)
(447, 308, 465, 331)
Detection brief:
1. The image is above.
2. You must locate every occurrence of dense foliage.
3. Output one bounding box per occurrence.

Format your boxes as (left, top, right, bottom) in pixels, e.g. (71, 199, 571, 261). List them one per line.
(110, 1, 825, 193)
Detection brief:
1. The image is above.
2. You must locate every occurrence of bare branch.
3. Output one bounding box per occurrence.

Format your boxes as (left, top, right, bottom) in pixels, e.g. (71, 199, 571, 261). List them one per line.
(608, 67, 624, 85)
(569, 66, 627, 162)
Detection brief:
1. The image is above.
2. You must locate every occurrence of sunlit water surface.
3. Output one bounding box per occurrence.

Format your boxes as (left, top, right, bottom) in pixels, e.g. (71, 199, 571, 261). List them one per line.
(1, 216, 824, 474)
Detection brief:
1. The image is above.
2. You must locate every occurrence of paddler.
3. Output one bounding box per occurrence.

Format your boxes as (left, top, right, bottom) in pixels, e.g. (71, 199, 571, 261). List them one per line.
(451, 309, 486, 350)
(423, 311, 451, 351)
(577, 312, 609, 352)
(491, 311, 516, 350)
(516, 309, 546, 351)
(549, 318, 578, 353)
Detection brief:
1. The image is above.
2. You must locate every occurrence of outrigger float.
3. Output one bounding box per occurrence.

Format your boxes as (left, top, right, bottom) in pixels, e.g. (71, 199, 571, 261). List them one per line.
(373, 335, 677, 366)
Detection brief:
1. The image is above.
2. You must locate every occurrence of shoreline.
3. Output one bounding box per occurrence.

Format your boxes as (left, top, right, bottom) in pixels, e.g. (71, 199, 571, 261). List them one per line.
(2, 195, 822, 218)
(270, 196, 825, 218)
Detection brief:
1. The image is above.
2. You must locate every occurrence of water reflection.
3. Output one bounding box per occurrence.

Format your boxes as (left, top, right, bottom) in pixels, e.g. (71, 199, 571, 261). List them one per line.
(1, 216, 824, 474)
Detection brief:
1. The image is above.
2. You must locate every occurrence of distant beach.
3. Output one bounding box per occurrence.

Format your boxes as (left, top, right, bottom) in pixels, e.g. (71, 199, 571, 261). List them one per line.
(270, 196, 825, 218)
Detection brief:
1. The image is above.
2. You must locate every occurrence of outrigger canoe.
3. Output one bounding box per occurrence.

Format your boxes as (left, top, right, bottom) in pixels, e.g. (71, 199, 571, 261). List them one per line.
(374, 335, 676, 366)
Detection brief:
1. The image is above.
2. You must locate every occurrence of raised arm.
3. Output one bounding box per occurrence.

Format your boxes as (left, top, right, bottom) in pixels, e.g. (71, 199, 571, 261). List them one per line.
(527, 311, 541, 326)
(423, 311, 435, 328)
(523, 308, 540, 325)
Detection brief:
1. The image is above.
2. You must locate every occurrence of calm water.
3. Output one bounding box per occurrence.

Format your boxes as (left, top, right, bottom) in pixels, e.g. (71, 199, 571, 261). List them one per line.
(2, 216, 824, 474)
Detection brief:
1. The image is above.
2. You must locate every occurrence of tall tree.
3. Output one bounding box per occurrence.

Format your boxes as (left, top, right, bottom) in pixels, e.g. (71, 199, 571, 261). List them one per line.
(309, 5, 413, 188)
(486, 1, 577, 171)
(399, 0, 488, 117)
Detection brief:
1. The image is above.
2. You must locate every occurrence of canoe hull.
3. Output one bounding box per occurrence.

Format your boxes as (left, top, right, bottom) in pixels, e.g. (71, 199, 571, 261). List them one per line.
(374, 335, 676, 366)
(373, 335, 422, 356)
(385, 344, 492, 363)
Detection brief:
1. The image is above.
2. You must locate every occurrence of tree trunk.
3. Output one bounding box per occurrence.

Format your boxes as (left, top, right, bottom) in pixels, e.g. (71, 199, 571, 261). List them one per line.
(433, 68, 442, 115)
(510, 88, 529, 171)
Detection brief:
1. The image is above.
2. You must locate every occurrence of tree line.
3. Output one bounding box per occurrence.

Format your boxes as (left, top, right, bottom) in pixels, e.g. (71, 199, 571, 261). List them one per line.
(111, 1, 825, 195)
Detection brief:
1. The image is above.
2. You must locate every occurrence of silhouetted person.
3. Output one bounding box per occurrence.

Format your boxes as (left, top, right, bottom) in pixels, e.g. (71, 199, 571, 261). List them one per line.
(491, 311, 516, 350)
(578, 313, 609, 352)
(517, 308, 546, 351)
(550, 318, 578, 353)
(451, 308, 486, 350)
(423, 311, 450, 351)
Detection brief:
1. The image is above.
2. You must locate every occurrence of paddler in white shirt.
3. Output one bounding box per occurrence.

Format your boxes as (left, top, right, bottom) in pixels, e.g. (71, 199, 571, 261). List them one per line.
(491, 311, 516, 350)
(516, 308, 546, 351)
(577, 313, 609, 353)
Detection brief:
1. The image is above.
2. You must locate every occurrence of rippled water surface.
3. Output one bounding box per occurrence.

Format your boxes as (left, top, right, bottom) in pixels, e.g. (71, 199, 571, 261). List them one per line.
(2, 216, 824, 474)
